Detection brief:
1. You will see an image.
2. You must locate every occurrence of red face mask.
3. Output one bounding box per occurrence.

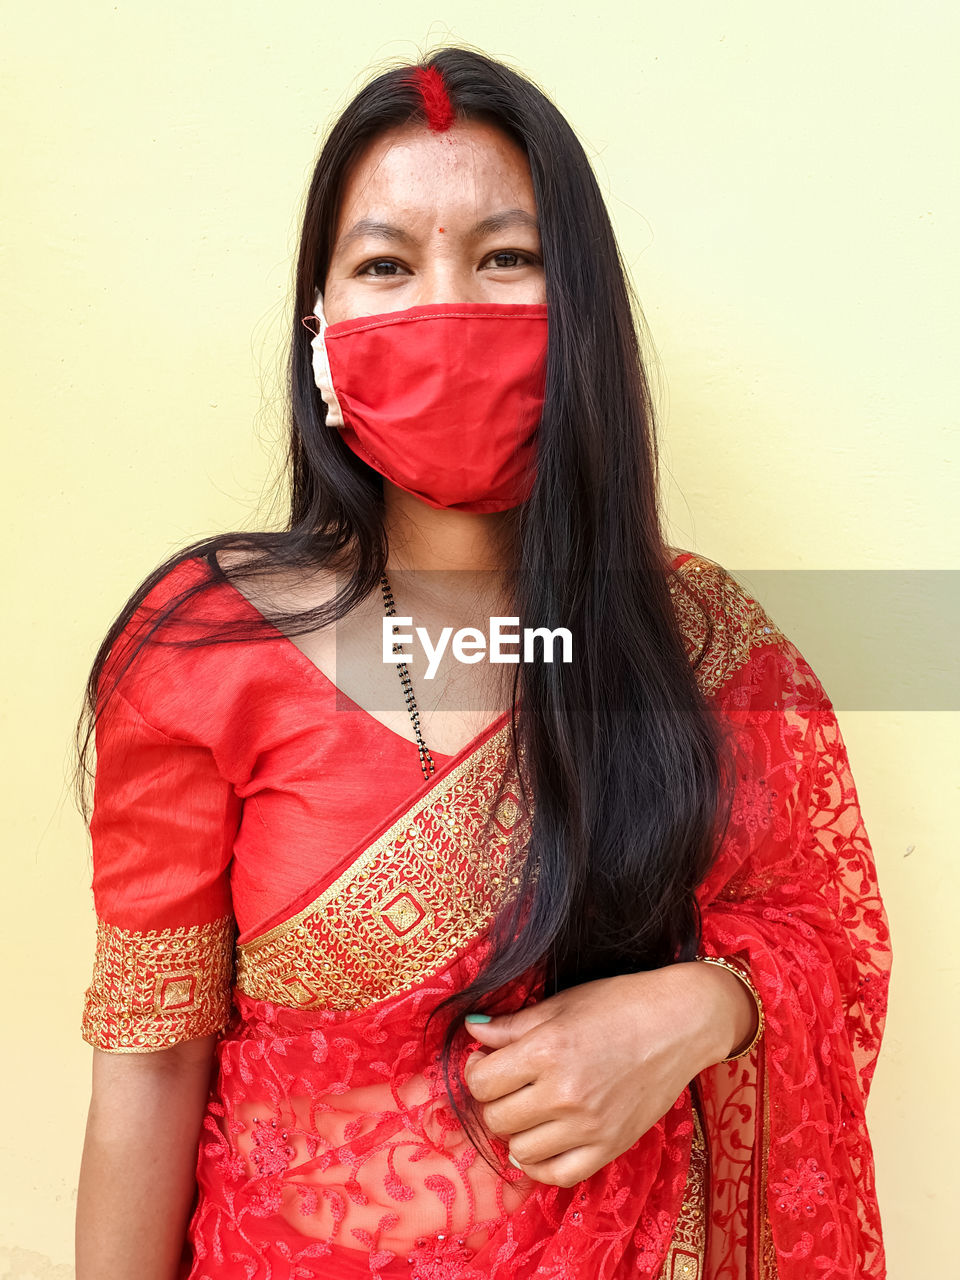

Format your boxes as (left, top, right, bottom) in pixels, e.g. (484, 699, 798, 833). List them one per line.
(304, 298, 548, 513)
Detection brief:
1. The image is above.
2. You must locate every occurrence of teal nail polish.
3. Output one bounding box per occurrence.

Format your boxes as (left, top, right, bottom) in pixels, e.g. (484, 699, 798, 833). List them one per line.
(465, 1013, 491, 1023)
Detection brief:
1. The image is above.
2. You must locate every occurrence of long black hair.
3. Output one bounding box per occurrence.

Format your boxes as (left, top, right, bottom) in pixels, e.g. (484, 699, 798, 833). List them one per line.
(74, 44, 734, 1172)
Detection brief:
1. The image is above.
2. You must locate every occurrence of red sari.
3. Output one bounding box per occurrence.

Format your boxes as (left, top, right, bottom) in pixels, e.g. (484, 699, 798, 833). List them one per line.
(81, 550, 890, 1279)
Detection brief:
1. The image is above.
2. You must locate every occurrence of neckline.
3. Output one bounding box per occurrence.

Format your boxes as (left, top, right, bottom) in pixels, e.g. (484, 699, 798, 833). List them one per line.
(207, 559, 512, 765)
(202, 548, 689, 766)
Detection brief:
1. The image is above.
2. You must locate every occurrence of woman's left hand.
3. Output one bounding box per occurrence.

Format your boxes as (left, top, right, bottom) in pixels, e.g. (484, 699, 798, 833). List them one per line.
(462, 959, 753, 1187)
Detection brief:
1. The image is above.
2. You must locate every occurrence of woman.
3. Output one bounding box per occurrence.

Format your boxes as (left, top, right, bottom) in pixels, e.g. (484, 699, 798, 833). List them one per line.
(74, 48, 891, 1280)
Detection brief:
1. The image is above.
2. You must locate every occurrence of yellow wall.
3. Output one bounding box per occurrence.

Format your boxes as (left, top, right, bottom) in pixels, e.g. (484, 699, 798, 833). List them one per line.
(3, 4, 955, 1275)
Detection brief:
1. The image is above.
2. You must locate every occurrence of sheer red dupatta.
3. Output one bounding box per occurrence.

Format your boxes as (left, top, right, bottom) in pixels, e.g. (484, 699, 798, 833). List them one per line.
(180, 554, 889, 1280)
(685, 563, 891, 1279)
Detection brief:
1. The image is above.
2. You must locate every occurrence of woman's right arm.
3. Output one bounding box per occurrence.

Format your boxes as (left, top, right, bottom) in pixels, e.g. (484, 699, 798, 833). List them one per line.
(78, 569, 243, 1276)
(76, 1033, 218, 1280)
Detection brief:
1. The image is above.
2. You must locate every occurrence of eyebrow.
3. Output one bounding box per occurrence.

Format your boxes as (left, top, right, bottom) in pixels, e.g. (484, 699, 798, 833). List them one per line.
(337, 208, 540, 249)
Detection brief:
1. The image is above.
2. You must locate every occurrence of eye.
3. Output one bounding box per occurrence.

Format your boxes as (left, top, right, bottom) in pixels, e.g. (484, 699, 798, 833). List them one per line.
(357, 258, 408, 277)
(484, 250, 538, 269)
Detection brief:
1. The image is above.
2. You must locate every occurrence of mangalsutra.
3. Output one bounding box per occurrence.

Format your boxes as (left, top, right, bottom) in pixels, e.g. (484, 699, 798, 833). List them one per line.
(380, 572, 436, 780)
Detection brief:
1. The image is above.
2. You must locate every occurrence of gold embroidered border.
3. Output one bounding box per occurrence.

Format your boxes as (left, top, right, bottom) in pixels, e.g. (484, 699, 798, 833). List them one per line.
(82, 914, 236, 1052)
(758, 1063, 781, 1279)
(655, 1102, 708, 1280)
(235, 724, 532, 1011)
(234, 552, 780, 1015)
(668, 555, 786, 699)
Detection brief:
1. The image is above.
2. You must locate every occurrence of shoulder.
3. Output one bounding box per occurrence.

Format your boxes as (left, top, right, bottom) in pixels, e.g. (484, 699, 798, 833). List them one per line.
(126, 547, 341, 621)
(211, 547, 341, 618)
(101, 554, 211, 674)
(666, 549, 788, 699)
(99, 551, 255, 727)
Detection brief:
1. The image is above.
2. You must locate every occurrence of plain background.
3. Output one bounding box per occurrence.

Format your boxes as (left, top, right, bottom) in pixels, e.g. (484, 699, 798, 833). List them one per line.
(3, 3, 956, 1275)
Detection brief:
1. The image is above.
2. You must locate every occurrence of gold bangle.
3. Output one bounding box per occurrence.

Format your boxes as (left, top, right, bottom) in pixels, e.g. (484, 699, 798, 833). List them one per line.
(697, 954, 765, 1062)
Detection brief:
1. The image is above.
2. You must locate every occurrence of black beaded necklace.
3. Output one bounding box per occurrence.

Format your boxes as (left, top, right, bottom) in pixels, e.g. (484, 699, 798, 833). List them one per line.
(380, 571, 436, 780)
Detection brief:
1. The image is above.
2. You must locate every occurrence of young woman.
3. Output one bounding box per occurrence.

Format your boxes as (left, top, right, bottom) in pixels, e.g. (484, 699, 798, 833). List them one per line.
(74, 48, 891, 1280)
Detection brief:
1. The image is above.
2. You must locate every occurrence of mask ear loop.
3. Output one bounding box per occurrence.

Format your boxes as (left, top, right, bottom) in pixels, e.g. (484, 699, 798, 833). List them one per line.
(300, 294, 344, 427)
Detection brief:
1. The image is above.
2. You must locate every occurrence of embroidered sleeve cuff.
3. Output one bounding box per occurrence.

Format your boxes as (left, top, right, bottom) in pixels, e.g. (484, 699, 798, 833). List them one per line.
(81, 914, 236, 1052)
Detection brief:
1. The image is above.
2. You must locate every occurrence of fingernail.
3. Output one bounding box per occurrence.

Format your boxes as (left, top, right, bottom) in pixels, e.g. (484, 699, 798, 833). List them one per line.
(465, 1013, 491, 1023)
(508, 1153, 523, 1169)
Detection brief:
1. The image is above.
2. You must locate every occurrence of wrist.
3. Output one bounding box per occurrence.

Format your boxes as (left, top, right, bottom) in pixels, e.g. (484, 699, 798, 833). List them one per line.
(689, 955, 763, 1068)
(639, 961, 745, 1075)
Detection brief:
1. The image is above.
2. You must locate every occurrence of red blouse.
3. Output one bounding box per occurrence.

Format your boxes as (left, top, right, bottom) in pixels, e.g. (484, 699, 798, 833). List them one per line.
(86, 554, 478, 950)
(83, 554, 536, 1050)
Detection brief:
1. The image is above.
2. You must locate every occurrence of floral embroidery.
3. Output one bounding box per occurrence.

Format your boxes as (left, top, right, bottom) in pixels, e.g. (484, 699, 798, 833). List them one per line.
(730, 774, 776, 836)
(249, 1115, 295, 1178)
(771, 1158, 831, 1221)
(405, 1231, 476, 1277)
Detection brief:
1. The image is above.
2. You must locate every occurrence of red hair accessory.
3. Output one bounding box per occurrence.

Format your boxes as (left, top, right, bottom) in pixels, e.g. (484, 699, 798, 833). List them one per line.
(408, 65, 455, 133)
